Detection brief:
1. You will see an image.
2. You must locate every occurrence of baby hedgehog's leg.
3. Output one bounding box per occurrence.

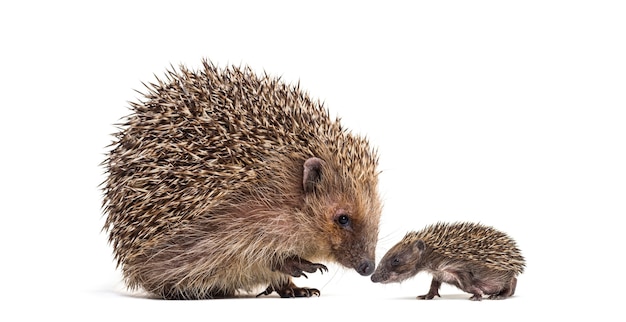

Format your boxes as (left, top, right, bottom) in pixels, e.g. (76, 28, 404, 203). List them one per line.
(487, 277, 517, 300)
(466, 282, 486, 301)
(417, 278, 442, 300)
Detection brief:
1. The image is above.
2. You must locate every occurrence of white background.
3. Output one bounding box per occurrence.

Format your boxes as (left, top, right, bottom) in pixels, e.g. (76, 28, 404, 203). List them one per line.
(1, 1, 624, 320)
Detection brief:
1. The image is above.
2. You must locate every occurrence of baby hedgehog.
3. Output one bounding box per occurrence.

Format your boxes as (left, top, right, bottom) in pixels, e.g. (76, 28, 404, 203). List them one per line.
(371, 222, 525, 301)
(102, 59, 382, 299)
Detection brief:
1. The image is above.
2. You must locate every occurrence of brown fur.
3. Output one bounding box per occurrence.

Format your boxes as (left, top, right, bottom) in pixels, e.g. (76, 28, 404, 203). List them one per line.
(371, 222, 525, 301)
(102, 60, 382, 299)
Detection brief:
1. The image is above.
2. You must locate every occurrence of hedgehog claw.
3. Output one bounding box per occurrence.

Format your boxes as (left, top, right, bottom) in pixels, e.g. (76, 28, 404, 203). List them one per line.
(418, 279, 441, 300)
(273, 256, 328, 278)
(256, 287, 273, 297)
(257, 282, 321, 298)
(417, 292, 440, 300)
(470, 294, 483, 301)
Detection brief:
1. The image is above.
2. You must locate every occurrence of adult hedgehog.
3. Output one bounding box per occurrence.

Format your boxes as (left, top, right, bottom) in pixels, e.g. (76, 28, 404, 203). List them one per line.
(102, 59, 382, 299)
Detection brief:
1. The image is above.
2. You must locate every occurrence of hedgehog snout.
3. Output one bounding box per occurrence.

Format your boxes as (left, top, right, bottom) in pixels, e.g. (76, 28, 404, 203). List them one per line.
(357, 260, 375, 276)
(370, 271, 385, 283)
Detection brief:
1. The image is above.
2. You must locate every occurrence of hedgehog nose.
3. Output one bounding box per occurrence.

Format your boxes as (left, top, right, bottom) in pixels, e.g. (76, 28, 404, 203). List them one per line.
(357, 260, 375, 276)
(371, 273, 382, 283)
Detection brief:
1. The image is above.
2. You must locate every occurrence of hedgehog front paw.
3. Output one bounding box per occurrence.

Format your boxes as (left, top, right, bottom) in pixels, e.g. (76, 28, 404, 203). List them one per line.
(256, 281, 321, 298)
(417, 291, 440, 300)
(417, 279, 441, 300)
(273, 256, 328, 278)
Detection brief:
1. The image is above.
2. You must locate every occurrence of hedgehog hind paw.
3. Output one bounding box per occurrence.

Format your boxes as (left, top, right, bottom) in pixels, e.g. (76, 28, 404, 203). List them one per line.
(256, 282, 321, 298)
(487, 287, 515, 300)
(469, 294, 484, 301)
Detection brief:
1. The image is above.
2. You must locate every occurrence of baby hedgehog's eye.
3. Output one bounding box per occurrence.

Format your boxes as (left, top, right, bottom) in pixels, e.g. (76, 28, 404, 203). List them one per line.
(337, 214, 350, 227)
(391, 258, 400, 267)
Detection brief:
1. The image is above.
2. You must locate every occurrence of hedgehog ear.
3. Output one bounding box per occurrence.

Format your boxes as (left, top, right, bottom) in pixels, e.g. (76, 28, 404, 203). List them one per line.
(303, 157, 325, 193)
(415, 239, 426, 253)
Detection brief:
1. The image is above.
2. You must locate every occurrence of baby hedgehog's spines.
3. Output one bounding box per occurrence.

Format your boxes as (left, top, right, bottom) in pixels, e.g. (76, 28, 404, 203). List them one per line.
(102, 59, 382, 298)
(405, 222, 525, 274)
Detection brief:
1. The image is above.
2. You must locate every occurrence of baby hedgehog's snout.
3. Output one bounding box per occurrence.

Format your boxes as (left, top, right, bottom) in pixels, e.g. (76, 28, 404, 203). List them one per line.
(370, 272, 385, 283)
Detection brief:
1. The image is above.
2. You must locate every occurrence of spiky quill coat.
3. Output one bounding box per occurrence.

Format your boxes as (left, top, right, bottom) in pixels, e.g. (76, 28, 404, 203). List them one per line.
(102, 60, 382, 299)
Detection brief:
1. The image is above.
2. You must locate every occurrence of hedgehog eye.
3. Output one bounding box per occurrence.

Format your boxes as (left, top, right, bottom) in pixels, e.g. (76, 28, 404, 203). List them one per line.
(336, 214, 350, 227)
(391, 258, 400, 267)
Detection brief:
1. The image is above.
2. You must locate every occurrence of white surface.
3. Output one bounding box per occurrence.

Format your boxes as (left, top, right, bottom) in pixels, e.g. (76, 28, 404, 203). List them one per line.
(1, 1, 624, 321)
